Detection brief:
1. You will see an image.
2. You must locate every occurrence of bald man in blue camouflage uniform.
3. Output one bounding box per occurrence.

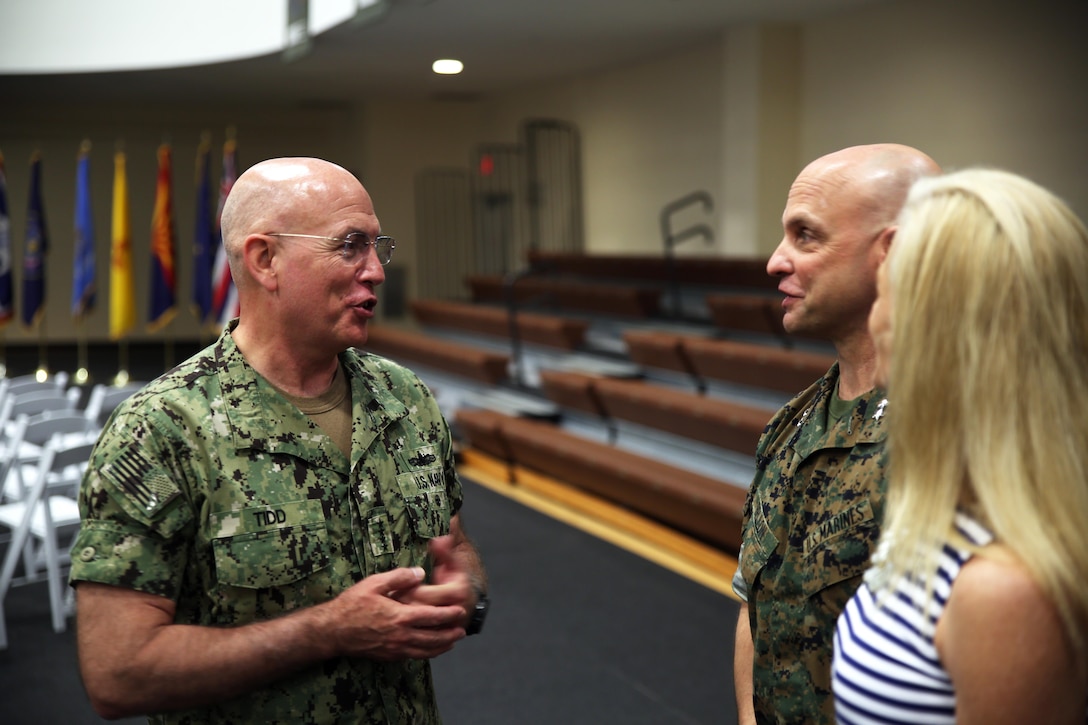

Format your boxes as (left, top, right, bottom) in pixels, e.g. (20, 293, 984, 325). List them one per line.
(71, 157, 487, 724)
(732, 144, 940, 725)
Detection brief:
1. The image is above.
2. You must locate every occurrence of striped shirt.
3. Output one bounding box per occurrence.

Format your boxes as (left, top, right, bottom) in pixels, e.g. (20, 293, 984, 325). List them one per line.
(831, 512, 993, 724)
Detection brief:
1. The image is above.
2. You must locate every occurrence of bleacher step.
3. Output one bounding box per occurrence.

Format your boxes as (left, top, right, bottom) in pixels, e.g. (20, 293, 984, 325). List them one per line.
(463, 388, 561, 421)
(544, 353, 641, 379)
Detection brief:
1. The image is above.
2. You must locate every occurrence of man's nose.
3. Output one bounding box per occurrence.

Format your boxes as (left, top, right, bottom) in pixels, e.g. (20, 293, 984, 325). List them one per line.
(766, 239, 791, 278)
(357, 251, 386, 284)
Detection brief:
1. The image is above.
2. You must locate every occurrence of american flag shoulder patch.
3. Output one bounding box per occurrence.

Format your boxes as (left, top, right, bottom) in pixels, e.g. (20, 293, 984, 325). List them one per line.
(103, 446, 180, 515)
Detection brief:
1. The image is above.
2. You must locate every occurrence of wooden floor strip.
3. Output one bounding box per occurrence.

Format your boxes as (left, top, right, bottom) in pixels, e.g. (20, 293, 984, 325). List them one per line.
(459, 448, 741, 599)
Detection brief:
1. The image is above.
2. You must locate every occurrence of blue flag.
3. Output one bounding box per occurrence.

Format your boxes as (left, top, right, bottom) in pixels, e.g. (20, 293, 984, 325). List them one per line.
(0, 153, 13, 327)
(21, 153, 48, 328)
(72, 142, 97, 318)
(191, 138, 214, 323)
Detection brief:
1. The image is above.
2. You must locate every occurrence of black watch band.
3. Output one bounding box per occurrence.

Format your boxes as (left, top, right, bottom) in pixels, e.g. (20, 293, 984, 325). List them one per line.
(466, 589, 489, 636)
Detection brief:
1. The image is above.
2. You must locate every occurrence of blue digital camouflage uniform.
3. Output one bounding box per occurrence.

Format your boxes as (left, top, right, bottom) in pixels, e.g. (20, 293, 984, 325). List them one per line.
(69, 322, 462, 725)
(733, 363, 888, 725)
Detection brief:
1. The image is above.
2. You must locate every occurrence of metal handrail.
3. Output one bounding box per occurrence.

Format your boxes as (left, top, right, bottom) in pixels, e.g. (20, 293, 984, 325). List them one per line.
(660, 191, 714, 318)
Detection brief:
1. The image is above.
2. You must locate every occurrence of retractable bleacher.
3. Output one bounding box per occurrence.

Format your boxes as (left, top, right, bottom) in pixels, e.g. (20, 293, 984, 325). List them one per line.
(408, 251, 836, 559)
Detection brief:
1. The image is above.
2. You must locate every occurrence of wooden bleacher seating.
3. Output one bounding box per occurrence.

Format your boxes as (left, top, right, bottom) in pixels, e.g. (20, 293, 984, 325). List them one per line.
(364, 325, 511, 385)
(704, 293, 786, 338)
(682, 336, 833, 396)
(537, 369, 770, 456)
(619, 331, 694, 378)
(411, 299, 589, 350)
(536, 369, 608, 419)
(425, 255, 831, 558)
(526, 250, 778, 291)
(623, 330, 835, 396)
(465, 275, 662, 318)
(455, 407, 745, 553)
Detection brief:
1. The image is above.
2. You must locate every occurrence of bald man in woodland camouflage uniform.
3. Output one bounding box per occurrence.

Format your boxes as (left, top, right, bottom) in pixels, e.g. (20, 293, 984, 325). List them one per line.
(732, 144, 940, 725)
(70, 157, 487, 724)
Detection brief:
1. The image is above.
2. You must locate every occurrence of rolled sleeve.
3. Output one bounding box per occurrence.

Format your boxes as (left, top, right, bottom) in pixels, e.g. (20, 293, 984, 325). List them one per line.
(69, 521, 187, 600)
(731, 545, 749, 602)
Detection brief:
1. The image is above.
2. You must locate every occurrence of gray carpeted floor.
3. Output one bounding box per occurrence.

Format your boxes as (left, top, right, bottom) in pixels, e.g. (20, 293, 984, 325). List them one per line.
(0, 479, 737, 724)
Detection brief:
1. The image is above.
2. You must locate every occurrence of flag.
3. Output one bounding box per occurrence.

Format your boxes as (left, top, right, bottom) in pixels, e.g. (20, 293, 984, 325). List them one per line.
(191, 136, 214, 323)
(211, 137, 238, 328)
(0, 152, 13, 327)
(71, 141, 97, 318)
(21, 152, 48, 328)
(148, 143, 177, 332)
(110, 149, 136, 339)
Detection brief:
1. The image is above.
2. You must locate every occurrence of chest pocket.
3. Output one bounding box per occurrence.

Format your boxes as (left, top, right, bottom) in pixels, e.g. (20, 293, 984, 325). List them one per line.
(210, 500, 330, 620)
(800, 498, 879, 599)
(395, 448, 451, 539)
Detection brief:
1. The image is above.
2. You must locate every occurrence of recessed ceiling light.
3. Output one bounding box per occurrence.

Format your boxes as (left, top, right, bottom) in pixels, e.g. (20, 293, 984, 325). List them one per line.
(432, 59, 464, 75)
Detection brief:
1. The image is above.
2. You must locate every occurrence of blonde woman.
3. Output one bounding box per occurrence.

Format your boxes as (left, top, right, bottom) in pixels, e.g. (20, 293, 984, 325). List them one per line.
(831, 168, 1088, 724)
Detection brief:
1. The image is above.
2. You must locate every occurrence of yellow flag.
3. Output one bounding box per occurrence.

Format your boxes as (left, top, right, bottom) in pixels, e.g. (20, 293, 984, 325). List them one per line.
(110, 150, 136, 339)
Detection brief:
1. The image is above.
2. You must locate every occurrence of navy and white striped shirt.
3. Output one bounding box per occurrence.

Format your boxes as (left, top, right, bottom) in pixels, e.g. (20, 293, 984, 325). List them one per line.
(831, 512, 992, 724)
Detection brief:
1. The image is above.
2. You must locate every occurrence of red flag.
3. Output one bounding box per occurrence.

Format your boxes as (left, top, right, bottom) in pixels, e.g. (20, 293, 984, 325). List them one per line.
(148, 143, 177, 331)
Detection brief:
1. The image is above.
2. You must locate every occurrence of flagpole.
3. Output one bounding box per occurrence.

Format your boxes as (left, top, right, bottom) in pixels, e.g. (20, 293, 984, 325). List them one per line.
(114, 338, 130, 386)
(35, 315, 49, 381)
(165, 327, 174, 370)
(74, 316, 91, 385)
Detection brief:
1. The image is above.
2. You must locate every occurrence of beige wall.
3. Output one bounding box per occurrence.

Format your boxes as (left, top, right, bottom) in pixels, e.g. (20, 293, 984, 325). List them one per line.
(800, 0, 1086, 216)
(478, 0, 1085, 258)
(353, 99, 486, 304)
(480, 44, 725, 256)
(0, 0, 1082, 345)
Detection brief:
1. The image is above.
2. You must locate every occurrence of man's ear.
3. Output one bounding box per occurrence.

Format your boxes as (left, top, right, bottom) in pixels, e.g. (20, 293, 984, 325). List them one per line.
(875, 225, 896, 264)
(241, 234, 278, 292)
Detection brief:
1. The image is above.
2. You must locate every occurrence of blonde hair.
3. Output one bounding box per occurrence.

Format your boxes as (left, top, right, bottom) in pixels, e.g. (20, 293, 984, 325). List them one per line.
(880, 167, 1088, 657)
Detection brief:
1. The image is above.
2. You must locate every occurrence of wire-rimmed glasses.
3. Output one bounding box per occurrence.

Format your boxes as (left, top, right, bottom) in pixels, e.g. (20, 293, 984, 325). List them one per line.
(267, 232, 396, 265)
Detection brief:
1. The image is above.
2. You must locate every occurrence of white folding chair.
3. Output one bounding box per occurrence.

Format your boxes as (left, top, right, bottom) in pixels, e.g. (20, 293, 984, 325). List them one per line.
(0, 409, 99, 504)
(82, 382, 143, 427)
(3, 371, 69, 398)
(0, 388, 81, 440)
(0, 435, 95, 648)
(0, 410, 99, 601)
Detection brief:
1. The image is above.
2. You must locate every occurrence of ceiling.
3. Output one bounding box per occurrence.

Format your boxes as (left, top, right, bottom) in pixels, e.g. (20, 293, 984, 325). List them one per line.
(0, 0, 889, 106)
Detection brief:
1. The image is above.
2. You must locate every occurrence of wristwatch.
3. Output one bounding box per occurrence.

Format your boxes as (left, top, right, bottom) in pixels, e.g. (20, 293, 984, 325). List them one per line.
(466, 589, 489, 636)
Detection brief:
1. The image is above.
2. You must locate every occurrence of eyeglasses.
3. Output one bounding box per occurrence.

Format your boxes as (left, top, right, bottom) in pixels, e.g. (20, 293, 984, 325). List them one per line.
(267, 232, 396, 265)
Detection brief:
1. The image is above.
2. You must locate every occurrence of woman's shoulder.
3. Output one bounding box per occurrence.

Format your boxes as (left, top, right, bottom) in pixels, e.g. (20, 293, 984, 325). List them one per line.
(936, 546, 1086, 724)
(946, 546, 1040, 616)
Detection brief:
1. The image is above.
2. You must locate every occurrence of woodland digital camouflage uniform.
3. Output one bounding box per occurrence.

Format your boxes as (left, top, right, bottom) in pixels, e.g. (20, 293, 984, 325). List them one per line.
(70, 321, 462, 724)
(735, 363, 888, 725)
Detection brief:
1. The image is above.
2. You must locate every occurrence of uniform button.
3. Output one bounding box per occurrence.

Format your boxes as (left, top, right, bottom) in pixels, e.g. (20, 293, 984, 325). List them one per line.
(78, 547, 96, 562)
